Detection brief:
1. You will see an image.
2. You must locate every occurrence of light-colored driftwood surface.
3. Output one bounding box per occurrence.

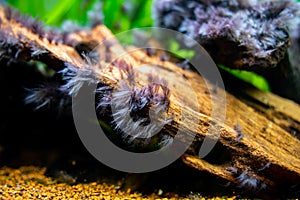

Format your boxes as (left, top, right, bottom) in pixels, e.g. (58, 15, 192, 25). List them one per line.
(0, 6, 299, 196)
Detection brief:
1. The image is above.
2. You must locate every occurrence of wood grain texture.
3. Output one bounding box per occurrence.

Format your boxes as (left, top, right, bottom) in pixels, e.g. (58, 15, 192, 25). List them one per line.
(0, 5, 299, 196)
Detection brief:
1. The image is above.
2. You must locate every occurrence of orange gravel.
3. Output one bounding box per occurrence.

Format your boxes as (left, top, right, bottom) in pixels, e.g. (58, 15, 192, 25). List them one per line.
(0, 166, 162, 199)
(0, 166, 237, 199)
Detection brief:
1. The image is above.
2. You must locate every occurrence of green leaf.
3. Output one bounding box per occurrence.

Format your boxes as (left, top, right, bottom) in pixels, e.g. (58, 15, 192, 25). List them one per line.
(169, 39, 195, 59)
(218, 65, 270, 92)
(130, 0, 153, 28)
(43, 0, 78, 25)
(6, 0, 48, 18)
(103, 0, 128, 32)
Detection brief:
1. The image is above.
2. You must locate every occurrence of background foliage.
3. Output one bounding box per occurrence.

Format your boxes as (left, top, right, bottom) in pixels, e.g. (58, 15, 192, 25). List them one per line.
(6, 0, 153, 32)
(5, 0, 271, 91)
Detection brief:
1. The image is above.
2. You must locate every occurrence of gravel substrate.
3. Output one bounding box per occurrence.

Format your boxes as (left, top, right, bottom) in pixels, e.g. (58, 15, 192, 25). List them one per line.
(0, 166, 238, 199)
(0, 166, 163, 199)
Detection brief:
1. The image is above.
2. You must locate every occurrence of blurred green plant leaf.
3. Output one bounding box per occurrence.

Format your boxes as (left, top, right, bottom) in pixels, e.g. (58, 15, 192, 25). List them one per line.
(169, 39, 195, 59)
(130, 0, 153, 28)
(218, 65, 270, 92)
(103, 0, 153, 33)
(6, 0, 97, 26)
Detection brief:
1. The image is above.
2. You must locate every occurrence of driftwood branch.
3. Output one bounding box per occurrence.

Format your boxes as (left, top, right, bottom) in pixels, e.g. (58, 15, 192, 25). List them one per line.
(0, 6, 299, 197)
